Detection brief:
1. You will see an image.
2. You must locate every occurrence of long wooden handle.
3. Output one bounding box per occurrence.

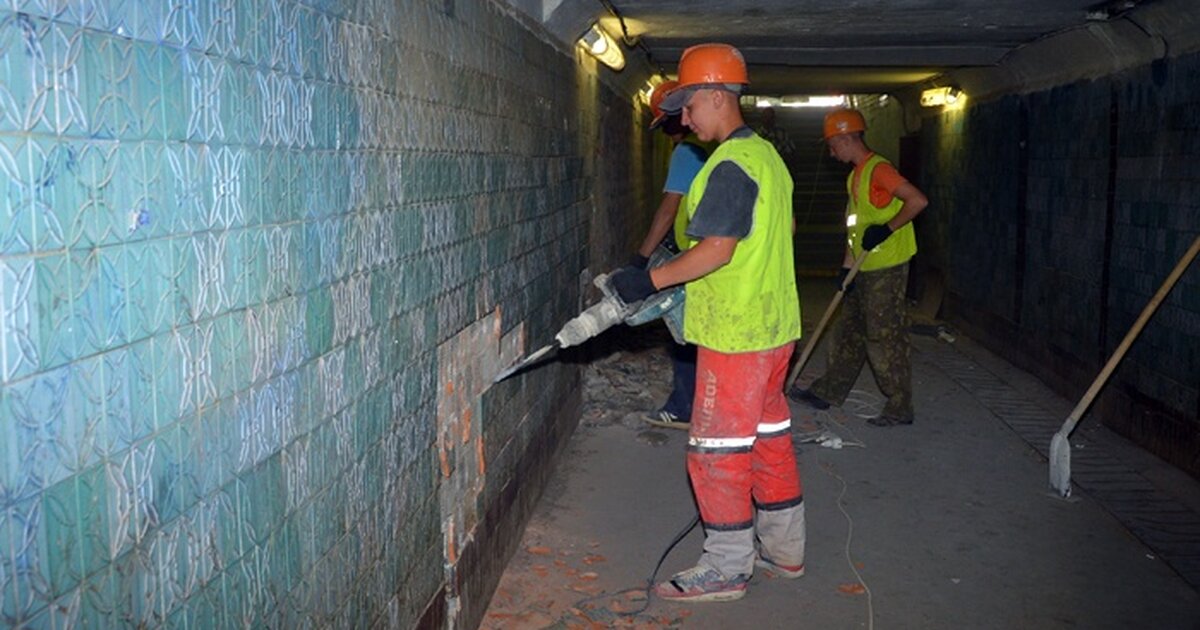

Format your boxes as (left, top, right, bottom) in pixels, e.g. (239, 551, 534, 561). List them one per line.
(785, 251, 871, 391)
(1061, 233, 1200, 434)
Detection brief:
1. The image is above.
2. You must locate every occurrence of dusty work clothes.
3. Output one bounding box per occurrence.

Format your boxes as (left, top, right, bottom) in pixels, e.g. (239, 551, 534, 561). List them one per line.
(809, 259, 914, 421)
(682, 130, 801, 352)
(678, 127, 804, 580)
(689, 345, 806, 578)
(810, 151, 916, 421)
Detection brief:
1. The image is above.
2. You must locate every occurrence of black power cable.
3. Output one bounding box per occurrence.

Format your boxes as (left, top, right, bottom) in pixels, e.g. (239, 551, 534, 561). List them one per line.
(572, 511, 701, 617)
(596, 0, 669, 77)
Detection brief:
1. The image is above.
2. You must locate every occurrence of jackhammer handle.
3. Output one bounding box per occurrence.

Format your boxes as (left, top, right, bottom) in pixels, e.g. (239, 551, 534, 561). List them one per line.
(785, 251, 870, 392)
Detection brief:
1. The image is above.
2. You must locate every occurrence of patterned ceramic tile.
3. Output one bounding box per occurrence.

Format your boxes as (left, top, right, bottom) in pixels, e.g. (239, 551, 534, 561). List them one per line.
(0, 0, 600, 625)
(0, 256, 38, 383)
(74, 463, 108, 574)
(1, 496, 51, 624)
(40, 474, 80, 599)
(0, 136, 34, 256)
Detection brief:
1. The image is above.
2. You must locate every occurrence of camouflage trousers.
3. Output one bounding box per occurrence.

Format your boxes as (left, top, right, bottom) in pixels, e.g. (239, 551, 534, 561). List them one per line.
(809, 263, 913, 421)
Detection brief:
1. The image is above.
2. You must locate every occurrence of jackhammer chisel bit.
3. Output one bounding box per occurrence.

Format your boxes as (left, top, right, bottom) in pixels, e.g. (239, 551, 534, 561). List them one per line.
(493, 249, 687, 384)
(493, 273, 633, 383)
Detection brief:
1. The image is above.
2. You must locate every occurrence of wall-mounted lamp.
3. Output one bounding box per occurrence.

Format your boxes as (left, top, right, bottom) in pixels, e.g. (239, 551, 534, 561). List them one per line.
(578, 23, 625, 71)
(919, 86, 963, 107)
(638, 77, 661, 105)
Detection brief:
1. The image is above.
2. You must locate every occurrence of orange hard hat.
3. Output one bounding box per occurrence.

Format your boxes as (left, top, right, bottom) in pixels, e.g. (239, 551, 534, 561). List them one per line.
(660, 43, 749, 112)
(677, 43, 748, 87)
(823, 108, 866, 139)
(649, 79, 681, 129)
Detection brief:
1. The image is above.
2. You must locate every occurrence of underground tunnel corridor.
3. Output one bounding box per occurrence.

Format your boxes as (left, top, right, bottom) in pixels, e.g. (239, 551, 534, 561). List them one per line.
(0, 0, 1198, 628)
(480, 283, 1200, 628)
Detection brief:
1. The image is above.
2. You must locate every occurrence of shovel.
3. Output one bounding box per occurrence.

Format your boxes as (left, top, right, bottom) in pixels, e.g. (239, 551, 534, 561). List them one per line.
(1049, 234, 1200, 498)
(785, 250, 870, 392)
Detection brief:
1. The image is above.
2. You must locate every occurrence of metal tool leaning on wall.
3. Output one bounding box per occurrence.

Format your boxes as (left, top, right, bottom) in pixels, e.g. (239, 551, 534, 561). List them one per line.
(1048, 233, 1200, 498)
(493, 247, 685, 383)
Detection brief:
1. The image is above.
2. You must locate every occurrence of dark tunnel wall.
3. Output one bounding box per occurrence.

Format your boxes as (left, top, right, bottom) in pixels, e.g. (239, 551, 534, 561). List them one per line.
(918, 51, 1200, 478)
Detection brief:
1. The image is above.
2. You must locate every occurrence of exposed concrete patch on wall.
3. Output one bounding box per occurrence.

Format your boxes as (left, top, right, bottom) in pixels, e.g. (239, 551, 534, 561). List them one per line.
(436, 309, 524, 626)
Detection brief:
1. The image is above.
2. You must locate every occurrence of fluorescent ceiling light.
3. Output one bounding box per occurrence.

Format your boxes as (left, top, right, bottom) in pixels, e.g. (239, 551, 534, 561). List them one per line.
(754, 95, 846, 109)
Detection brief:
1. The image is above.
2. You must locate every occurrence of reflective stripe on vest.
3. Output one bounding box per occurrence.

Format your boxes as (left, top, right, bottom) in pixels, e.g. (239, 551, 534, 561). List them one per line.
(683, 134, 801, 352)
(846, 153, 917, 272)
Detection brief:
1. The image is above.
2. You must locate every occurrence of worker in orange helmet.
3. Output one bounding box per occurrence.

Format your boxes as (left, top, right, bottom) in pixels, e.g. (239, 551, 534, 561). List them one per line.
(629, 79, 710, 430)
(610, 43, 805, 602)
(789, 108, 928, 427)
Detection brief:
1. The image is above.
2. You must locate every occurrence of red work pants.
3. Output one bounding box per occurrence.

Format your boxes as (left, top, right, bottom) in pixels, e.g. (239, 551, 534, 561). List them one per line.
(688, 344, 804, 531)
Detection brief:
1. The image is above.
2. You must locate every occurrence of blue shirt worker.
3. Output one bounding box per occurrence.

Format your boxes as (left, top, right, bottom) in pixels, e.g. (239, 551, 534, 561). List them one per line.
(631, 79, 709, 430)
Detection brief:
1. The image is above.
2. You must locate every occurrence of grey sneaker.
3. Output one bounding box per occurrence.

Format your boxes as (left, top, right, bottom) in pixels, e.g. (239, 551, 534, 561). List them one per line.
(645, 409, 690, 430)
(755, 554, 805, 579)
(654, 566, 749, 602)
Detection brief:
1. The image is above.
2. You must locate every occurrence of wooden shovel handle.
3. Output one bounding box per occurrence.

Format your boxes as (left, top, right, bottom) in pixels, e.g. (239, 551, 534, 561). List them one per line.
(1062, 233, 1200, 434)
(785, 251, 871, 392)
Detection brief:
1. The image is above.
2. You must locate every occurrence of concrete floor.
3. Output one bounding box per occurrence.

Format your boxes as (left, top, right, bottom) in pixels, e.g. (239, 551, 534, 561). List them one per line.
(481, 282, 1200, 629)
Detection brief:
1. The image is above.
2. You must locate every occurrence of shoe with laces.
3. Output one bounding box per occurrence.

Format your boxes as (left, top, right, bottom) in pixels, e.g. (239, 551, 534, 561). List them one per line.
(654, 566, 749, 602)
(755, 554, 805, 579)
(645, 409, 690, 430)
(787, 387, 831, 410)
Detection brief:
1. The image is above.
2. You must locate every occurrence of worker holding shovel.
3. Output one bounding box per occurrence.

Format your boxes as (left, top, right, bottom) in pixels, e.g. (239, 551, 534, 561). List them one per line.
(788, 109, 928, 427)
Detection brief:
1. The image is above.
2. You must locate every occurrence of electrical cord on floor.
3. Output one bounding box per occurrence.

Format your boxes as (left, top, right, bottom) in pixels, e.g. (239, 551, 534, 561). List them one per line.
(819, 456, 875, 630)
(572, 512, 701, 616)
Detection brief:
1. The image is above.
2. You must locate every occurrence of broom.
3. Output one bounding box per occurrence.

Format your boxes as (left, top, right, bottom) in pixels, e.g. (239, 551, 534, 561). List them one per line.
(1049, 234, 1200, 498)
(785, 250, 870, 392)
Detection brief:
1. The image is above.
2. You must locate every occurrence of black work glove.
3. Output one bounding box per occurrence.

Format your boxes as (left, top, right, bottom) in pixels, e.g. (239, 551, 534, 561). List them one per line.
(627, 253, 650, 270)
(837, 266, 855, 293)
(862, 224, 894, 250)
(611, 267, 657, 304)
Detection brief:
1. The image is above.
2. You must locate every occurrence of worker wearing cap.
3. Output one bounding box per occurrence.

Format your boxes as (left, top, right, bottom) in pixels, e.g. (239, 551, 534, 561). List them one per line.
(788, 109, 928, 427)
(630, 80, 709, 430)
(611, 43, 805, 602)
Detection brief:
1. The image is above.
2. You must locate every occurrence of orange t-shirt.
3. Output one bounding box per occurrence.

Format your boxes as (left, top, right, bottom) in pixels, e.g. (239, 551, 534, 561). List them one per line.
(851, 153, 908, 209)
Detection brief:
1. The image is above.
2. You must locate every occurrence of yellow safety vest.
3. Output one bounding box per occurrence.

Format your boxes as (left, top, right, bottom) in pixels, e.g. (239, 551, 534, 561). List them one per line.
(846, 153, 917, 272)
(682, 133, 801, 352)
(672, 138, 712, 251)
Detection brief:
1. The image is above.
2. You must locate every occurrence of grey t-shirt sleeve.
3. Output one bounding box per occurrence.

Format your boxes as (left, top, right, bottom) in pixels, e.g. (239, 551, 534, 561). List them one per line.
(685, 160, 758, 240)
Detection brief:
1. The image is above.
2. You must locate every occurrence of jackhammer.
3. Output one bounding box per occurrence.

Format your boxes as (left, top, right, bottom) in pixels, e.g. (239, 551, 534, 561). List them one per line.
(493, 249, 684, 382)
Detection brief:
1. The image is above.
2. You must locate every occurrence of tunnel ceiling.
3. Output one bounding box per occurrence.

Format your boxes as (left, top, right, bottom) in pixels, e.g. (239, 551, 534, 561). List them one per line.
(551, 0, 1151, 94)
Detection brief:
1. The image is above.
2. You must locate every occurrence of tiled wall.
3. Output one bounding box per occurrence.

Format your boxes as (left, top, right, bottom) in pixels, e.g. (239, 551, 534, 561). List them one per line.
(920, 51, 1200, 477)
(0, 0, 653, 627)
